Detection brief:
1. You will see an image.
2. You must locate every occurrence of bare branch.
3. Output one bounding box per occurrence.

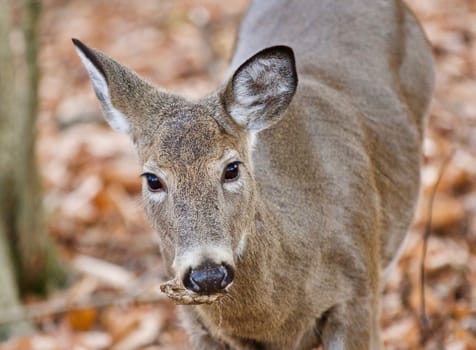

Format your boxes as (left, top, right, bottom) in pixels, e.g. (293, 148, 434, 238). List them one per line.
(0, 287, 168, 327)
(419, 149, 455, 348)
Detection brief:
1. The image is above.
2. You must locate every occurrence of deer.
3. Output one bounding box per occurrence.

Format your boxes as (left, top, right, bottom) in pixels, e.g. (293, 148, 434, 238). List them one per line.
(73, 0, 434, 348)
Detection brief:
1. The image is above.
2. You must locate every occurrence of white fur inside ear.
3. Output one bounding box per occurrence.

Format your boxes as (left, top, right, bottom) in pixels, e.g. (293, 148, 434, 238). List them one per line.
(229, 60, 273, 127)
(75, 47, 130, 134)
(228, 90, 263, 127)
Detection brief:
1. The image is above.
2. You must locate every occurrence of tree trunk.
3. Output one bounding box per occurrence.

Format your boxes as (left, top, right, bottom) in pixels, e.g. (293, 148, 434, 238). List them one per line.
(0, 0, 66, 339)
(0, 222, 33, 340)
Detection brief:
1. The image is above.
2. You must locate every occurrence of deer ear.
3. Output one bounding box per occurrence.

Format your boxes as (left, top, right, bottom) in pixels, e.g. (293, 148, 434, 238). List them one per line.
(223, 46, 298, 133)
(72, 38, 157, 135)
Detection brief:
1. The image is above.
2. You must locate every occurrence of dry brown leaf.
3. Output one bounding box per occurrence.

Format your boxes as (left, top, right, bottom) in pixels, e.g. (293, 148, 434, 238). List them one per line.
(101, 161, 141, 193)
(415, 193, 466, 230)
(101, 308, 141, 344)
(77, 331, 112, 350)
(111, 312, 163, 350)
(382, 316, 419, 349)
(67, 307, 97, 331)
(72, 255, 135, 289)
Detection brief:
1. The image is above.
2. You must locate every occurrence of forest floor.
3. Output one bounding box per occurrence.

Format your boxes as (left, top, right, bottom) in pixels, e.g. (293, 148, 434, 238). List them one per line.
(1, 0, 475, 349)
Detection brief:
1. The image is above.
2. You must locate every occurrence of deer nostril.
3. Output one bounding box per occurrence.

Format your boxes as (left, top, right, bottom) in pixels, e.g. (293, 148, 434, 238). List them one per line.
(220, 264, 234, 288)
(183, 263, 234, 294)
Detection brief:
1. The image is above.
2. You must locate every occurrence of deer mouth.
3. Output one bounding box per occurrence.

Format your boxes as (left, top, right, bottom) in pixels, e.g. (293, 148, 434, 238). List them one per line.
(160, 277, 229, 305)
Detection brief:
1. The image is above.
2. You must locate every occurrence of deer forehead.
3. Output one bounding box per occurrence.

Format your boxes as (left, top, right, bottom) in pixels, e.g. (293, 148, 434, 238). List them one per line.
(139, 112, 241, 170)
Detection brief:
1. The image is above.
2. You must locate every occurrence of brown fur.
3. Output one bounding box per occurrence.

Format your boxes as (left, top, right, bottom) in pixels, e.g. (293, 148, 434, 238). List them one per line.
(74, 0, 434, 348)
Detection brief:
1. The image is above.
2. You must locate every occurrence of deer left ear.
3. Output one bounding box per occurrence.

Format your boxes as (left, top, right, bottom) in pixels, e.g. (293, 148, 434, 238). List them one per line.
(222, 46, 298, 133)
(73, 38, 168, 138)
(73, 38, 132, 134)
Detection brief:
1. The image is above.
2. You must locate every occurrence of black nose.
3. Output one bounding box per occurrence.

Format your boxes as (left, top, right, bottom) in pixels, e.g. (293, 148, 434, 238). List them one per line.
(183, 261, 234, 294)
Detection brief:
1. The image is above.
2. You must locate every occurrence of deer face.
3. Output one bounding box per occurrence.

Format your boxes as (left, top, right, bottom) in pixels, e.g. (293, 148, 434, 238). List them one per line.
(73, 39, 297, 294)
(137, 101, 254, 294)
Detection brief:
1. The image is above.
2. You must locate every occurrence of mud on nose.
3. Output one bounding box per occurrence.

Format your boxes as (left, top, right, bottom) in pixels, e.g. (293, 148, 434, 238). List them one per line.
(183, 260, 234, 294)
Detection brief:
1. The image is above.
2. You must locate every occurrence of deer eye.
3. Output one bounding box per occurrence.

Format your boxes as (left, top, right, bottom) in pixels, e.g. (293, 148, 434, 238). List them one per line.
(223, 162, 241, 182)
(141, 173, 165, 192)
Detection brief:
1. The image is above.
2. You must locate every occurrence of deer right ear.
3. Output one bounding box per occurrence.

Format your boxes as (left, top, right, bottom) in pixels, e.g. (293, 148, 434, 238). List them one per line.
(73, 39, 159, 136)
(223, 46, 298, 133)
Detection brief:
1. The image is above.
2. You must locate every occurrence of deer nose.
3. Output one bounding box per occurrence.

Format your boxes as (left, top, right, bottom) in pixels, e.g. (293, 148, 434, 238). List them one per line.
(183, 261, 234, 294)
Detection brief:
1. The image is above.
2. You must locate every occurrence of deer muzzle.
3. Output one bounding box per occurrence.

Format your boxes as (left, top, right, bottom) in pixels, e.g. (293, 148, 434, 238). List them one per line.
(172, 245, 235, 295)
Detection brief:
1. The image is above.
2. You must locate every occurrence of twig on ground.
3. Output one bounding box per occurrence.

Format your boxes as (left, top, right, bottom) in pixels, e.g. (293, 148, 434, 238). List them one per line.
(419, 149, 454, 348)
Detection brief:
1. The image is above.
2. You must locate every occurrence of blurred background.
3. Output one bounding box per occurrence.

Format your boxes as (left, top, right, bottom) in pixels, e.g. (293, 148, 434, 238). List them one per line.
(0, 0, 475, 349)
